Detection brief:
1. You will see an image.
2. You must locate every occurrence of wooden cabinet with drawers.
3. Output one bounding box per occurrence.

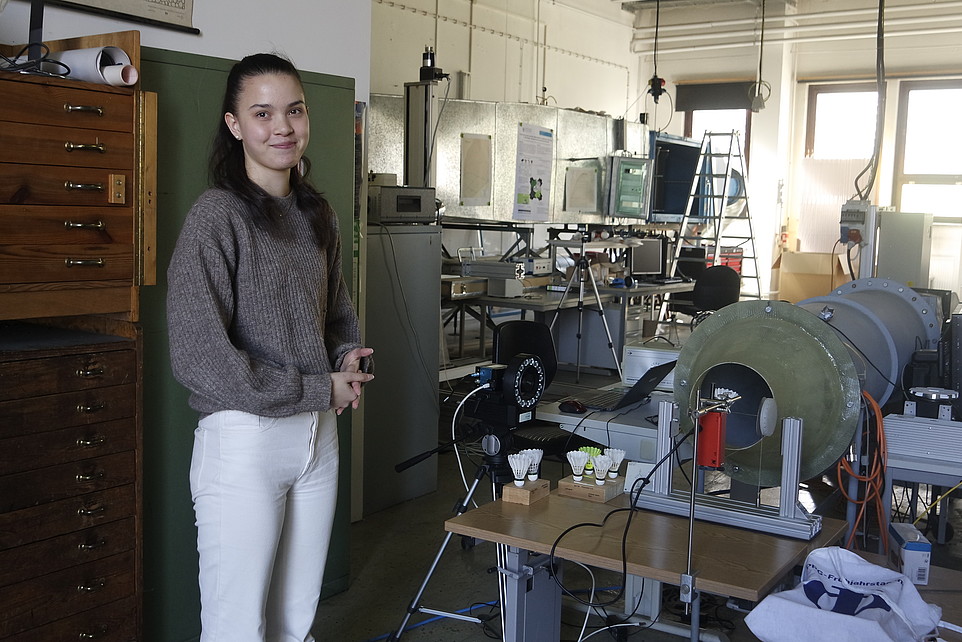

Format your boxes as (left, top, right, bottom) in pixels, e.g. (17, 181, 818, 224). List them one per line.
(0, 58, 156, 322)
(0, 321, 142, 640)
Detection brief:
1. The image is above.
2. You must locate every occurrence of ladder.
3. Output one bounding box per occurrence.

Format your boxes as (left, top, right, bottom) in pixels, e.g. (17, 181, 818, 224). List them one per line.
(667, 130, 762, 301)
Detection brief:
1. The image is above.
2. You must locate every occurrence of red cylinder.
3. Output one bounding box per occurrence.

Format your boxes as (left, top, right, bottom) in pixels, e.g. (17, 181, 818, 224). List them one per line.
(697, 411, 727, 470)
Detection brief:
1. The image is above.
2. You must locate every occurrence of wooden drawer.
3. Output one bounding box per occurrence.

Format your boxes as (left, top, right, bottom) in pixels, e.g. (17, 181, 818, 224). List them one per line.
(0, 164, 132, 207)
(16, 595, 139, 642)
(0, 206, 132, 244)
(0, 383, 135, 437)
(0, 550, 134, 639)
(0, 348, 135, 401)
(0, 451, 136, 513)
(0, 383, 136, 438)
(0, 419, 135, 475)
(0, 123, 133, 170)
(0, 517, 134, 587)
(0, 243, 133, 284)
(0, 485, 135, 551)
(0, 79, 133, 133)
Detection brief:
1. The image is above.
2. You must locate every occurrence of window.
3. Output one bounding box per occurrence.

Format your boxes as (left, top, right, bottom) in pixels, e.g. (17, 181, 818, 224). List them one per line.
(893, 80, 962, 218)
(805, 84, 878, 159)
(684, 109, 752, 164)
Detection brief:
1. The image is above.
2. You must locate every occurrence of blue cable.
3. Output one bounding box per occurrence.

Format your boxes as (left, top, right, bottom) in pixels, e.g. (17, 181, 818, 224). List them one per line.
(366, 601, 499, 641)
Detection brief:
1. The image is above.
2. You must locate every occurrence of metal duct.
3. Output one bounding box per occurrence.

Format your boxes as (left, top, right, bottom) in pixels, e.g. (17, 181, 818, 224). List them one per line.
(798, 279, 942, 406)
(674, 279, 940, 488)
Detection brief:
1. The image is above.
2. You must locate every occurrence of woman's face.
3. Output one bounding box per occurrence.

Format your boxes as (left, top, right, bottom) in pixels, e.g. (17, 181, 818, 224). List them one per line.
(225, 72, 309, 196)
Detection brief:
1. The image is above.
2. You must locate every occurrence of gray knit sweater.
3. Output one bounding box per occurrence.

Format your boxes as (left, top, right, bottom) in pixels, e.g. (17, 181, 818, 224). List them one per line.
(166, 188, 363, 417)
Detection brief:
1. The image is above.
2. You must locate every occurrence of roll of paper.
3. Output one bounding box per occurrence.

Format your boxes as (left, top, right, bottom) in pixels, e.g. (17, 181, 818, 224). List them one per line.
(45, 46, 138, 87)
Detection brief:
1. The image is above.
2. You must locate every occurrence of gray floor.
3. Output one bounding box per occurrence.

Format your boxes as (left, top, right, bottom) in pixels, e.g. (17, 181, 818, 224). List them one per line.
(313, 319, 962, 641)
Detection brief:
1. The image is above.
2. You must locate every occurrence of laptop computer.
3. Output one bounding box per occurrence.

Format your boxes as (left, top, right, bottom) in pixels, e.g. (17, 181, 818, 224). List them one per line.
(576, 360, 677, 411)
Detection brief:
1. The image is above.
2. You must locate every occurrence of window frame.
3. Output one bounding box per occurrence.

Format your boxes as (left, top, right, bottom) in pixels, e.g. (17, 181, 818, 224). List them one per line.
(892, 78, 962, 218)
(682, 109, 754, 167)
(804, 82, 877, 159)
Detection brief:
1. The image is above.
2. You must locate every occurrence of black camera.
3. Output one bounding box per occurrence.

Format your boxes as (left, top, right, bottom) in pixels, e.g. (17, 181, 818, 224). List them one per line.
(464, 353, 547, 428)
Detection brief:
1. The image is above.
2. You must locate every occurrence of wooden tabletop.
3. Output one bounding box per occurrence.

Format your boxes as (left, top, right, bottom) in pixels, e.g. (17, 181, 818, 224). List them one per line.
(446, 490, 848, 602)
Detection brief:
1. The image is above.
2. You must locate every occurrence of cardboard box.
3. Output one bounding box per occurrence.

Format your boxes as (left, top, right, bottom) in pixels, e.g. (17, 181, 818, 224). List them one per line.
(771, 251, 854, 303)
(889, 522, 931, 585)
(502, 478, 550, 505)
(557, 475, 625, 503)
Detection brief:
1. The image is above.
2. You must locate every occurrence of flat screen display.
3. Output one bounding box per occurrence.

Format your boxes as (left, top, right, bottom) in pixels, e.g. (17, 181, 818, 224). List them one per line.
(630, 238, 664, 276)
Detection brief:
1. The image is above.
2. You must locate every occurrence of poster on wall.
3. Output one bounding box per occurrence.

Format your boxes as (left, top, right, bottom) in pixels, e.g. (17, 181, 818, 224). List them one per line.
(459, 133, 492, 207)
(46, 0, 196, 32)
(513, 123, 553, 221)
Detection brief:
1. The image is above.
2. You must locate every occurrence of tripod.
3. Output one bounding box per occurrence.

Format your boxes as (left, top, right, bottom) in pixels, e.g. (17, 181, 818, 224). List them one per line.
(388, 428, 514, 641)
(549, 234, 623, 383)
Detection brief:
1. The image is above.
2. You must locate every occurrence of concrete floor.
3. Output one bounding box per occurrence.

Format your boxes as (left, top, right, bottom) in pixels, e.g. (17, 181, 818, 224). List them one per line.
(312, 318, 962, 641)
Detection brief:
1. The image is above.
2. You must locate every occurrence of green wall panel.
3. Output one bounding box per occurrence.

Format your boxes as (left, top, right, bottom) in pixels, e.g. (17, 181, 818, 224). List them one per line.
(139, 47, 356, 642)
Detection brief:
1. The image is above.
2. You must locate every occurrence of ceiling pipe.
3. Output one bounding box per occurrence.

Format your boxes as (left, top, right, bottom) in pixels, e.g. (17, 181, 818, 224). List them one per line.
(633, 13, 962, 48)
(634, 24, 962, 56)
(631, 0, 962, 36)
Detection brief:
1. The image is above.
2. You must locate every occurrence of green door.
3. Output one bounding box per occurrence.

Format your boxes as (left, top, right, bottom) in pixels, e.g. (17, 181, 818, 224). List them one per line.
(139, 48, 356, 642)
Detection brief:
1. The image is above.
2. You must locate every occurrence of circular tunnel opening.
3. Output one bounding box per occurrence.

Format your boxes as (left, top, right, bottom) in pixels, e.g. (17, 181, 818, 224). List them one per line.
(697, 362, 775, 450)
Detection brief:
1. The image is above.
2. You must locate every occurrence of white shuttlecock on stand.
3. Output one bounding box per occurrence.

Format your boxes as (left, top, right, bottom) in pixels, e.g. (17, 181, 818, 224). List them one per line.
(520, 448, 544, 481)
(604, 448, 626, 478)
(508, 453, 531, 487)
(591, 454, 613, 485)
(566, 450, 589, 481)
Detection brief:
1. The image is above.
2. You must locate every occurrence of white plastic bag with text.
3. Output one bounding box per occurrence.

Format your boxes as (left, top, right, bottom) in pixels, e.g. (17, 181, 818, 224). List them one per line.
(745, 546, 941, 642)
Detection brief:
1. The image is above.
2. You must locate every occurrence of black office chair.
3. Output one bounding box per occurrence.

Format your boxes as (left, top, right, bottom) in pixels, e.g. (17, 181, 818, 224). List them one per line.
(668, 264, 741, 329)
(688, 264, 741, 327)
(491, 320, 588, 455)
(493, 320, 558, 388)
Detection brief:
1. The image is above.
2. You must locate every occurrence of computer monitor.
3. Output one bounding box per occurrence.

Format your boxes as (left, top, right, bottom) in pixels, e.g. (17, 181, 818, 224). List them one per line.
(629, 238, 664, 277)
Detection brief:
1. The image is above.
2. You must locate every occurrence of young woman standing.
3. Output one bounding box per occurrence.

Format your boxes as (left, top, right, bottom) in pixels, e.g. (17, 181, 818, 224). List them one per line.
(167, 53, 373, 642)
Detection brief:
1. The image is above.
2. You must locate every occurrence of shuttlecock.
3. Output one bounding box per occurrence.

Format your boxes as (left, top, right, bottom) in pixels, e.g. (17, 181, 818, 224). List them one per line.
(604, 448, 626, 478)
(591, 454, 613, 485)
(566, 450, 589, 481)
(580, 446, 601, 478)
(508, 453, 531, 487)
(520, 448, 543, 481)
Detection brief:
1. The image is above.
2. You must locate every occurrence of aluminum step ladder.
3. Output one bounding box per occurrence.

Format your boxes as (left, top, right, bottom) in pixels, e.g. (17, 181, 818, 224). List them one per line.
(662, 131, 762, 320)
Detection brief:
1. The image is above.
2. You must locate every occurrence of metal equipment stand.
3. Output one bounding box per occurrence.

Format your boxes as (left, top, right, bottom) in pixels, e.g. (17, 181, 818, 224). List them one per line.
(389, 463, 495, 641)
(389, 424, 549, 641)
(549, 234, 623, 383)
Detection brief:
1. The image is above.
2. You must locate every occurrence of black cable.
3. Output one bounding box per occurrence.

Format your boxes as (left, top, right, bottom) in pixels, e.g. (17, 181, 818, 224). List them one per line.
(853, 0, 886, 200)
(548, 427, 696, 609)
(824, 319, 902, 393)
(0, 43, 70, 76)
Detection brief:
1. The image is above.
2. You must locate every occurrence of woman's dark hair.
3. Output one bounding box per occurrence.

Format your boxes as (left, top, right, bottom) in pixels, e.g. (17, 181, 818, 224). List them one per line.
(209, 52, 335, 251)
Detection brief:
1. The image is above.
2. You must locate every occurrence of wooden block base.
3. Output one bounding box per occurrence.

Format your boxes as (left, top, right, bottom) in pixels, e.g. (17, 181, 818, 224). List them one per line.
(502, 478, 550, 505)
(557, 475, 625, 503)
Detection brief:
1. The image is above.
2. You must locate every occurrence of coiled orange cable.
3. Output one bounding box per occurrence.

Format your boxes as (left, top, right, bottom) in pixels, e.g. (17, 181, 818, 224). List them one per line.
(836, 390, 888, 553)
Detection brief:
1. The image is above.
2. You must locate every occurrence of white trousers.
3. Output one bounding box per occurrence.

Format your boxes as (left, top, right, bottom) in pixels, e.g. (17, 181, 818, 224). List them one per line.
(190, 409, 338, 642)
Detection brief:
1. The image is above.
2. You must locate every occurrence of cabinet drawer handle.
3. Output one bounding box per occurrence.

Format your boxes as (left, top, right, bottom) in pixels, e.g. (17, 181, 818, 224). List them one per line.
(77, 401, 106, 413)
(64, 103, 104, 117)
(76, 471, 105, 482)
(77, 578, 106, 593)
(77, 435, 107, 448)
(78, 503, 106, 517)
(65, 220, 107, 231)
(65, 181, 105, 192)
(65, 258, 106, 268)
(64, 141, 106, 153)
(78, 538, 107, 551)
(76, 366, 105, 378)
